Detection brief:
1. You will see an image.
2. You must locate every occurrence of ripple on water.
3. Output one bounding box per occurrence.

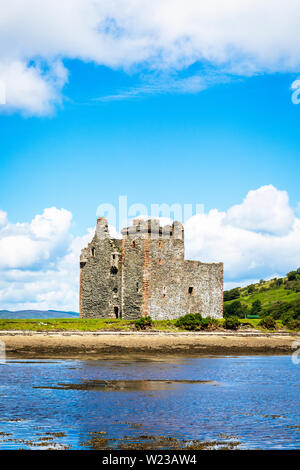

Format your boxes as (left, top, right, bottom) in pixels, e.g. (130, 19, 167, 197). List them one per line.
(0, 355, 299, 450)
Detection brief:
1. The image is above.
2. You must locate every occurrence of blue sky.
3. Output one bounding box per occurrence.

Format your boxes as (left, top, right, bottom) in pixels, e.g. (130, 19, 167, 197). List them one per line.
(1, 65, 299, 236)
(0, 1, 300, 310)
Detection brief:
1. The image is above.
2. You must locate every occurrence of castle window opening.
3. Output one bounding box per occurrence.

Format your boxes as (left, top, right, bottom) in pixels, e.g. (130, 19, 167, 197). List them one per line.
(188, 287, 194, 295)
(136, 282, 139, 292)
(113, 287, 118, 293)
(114, 306, 119, 318)
(132, 240, 136, 248)
(111, 266, 118, 275)
(163, 286, 167, 297)
(112, 253, 118, 264)
(91, 248, 95, 257)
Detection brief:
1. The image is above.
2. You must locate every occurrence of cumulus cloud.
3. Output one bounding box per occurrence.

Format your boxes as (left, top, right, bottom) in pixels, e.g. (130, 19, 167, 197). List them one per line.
(0, 208, 93, 311)
(225, 185, 294, 235)
(0, 207, 72, 269)
(1, 1, 300, 114)
(185, 186, 300, 282)
(0, 60, 68, 116)
(1, 185, 300, 311)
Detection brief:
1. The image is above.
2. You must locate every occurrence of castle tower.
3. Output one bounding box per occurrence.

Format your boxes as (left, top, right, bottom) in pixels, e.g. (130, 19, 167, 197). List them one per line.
(79, 218, 223, 319)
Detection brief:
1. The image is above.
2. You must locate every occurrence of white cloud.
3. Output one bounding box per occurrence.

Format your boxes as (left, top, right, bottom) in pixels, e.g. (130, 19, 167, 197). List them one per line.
(1, 1, 300, 114)
(95, 73, 217, 102)
(225, 185, 294, 235)
(30, 207, 72, 240)
(1, 186, 300, 311)
(0, 207, 72, 269)
(0, 211, 7, 227)
(0, 60, 68, 116)
(185, 186, 300, 282)
(0, 208, 93, 311)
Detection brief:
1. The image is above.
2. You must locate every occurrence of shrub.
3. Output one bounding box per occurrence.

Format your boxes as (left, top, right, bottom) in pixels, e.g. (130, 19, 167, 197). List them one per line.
(223, 288, 240, 302)
(251, 299, 262, 315)
(224, 316, 240, 330)
(259, 316, 276, 330)
(285, 319, 300, 330)
(135, 316, 153, 330)
(224, 301, 249, 319)
(259, 286, 268, 292)
(294, 300, 300, 318)
(281, 313, 294, 325)
(287, 270, 298, 281)
(287, 269, 300, 281)
(175, 313, 203, 330)
(175, 314, 219, 331)
(200, 316, 218, 330)
(263, 301, 291, 320)
(285, 280, 300, 292)
(247, 285, 256, 294)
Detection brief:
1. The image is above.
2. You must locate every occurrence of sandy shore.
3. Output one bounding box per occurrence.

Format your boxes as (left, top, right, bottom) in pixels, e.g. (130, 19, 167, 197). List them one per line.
(1, 330, 299, 356)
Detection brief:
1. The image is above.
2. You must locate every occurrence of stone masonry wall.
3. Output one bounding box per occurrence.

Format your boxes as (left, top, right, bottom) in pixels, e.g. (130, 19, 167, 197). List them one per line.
(80, 218, 122, 318)
(146, 238, 223, 320)
(80, 218, 223, 319)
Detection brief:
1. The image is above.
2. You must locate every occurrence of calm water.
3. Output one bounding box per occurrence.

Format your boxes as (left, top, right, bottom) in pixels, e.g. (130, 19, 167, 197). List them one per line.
(0, 355, 299, 450)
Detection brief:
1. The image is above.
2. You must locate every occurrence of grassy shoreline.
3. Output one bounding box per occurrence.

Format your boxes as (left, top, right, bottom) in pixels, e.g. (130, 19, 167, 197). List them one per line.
(0, 317, 293, 333)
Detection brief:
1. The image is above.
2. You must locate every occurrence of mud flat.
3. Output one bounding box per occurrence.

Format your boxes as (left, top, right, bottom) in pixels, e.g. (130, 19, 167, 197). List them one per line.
(1, 330, 299, 357)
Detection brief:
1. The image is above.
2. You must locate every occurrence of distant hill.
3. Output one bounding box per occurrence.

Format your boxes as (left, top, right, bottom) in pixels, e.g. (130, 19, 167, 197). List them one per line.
(0, 310, 79, 319)
(223, 268, 300, 325)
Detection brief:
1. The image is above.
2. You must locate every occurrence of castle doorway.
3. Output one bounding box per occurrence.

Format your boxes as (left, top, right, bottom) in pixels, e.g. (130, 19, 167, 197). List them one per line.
(114, 306, 119, 319)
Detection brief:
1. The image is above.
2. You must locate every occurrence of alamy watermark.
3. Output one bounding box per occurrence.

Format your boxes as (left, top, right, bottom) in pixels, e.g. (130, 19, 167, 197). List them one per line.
(291, 80, 300, 104)
(96, 195, 204, 233)
(0, 340, 6, 364)
(291, 340, 300, 365)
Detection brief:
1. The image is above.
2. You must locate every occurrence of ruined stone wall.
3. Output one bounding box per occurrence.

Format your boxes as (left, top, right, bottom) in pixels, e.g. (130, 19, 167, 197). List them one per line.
(80, 218, 122, 318)
(182, 261, 223, 318)
(146, 238, 223, 320)
(146, 232, 185, 320)
(80, 217, 223, 320)
(121, 236, 145, 320)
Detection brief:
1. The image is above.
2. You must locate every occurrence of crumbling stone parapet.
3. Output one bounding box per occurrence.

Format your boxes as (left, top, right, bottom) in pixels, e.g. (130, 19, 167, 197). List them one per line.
(80, 217, 223, 320)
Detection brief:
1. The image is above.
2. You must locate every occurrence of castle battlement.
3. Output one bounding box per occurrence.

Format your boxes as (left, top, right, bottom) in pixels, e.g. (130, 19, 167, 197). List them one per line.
(79, 218, 223, 321)
(120, 218, 184, 239)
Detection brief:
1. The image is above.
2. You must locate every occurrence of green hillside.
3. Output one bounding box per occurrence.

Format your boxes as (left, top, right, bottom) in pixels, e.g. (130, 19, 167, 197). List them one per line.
(223, 268, 300, 329)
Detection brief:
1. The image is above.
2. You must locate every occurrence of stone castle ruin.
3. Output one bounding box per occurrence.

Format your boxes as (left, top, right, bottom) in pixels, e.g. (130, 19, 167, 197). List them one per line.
(80, 217, 223, 320)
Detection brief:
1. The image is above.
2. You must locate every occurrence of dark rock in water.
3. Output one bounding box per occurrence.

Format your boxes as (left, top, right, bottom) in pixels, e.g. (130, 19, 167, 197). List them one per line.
(34, 379, 218, 391)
